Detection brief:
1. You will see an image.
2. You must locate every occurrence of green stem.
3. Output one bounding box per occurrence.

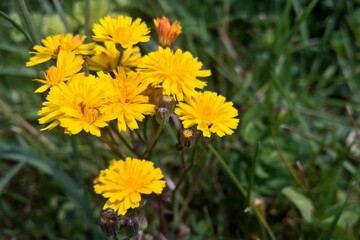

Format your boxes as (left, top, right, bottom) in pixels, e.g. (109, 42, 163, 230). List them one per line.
(246, 142, 260, 207)
(52, 0, 71, 33)
(141, 125, 164, 159)
(116, 45, 125, 67)
(172, 151, 194, 194)
(176, 154, 210, 223)
(244, 142, 261, 240)
(107, 128, 126, 158)
(0, 10, 33, 45)
(70, 135, 82, 184)
(271, 128, 304, 187)
(0, 97, 56, 150)
(208, 143, 277, 240)
(134, 129, 146, 145)
(14, 0, 40, 44)
(143, 118, 149, 142)
(84, 0, 90, 37)
(172, 134, 209, 195)
(100, 133, 125, 159)
(109, 122, 139, 157)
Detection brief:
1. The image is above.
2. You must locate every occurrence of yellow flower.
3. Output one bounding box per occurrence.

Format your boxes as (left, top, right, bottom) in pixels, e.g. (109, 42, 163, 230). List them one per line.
(88, 41, 141, 72)
(33, 51, 84, 93)
(98, 68, 155, 131)
(175, 91, 239, 137)
(94, 157, 166, 215)
(38, 74, 116, 136)
(154, 16, 182, 47)
(92, 16, 150, 48)
(26, 34, 95, 66)
(137, 47, 211, 101)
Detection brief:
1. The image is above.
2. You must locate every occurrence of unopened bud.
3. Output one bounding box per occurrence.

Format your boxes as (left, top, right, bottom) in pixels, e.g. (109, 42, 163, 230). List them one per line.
(156, 107, 170, 126)
(93, 177, 99, 185)
(125, 216, 139, 239)
(81, 55, 89, 76)
(118, 217, 127, 230)
(179, 129, 195, 149)
(154, 17, 182, 48)
(158, 95, 175, 115)
(98, 208, 120, 237)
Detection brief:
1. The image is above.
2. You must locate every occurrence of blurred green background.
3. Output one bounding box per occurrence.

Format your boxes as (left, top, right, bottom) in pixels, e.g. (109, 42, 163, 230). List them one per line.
(1, 0, 360, 239)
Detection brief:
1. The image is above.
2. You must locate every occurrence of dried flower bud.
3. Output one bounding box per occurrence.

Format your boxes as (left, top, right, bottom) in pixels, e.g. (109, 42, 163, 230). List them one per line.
(158, 95, 175, 115)
(156, 107, 170, 126)
(98, 208, 120, 237)
(179, 129, 195, 149)
(93, 177, 99, 185)
(79, 55, 89, 76)
(154, 17, 182, 48)
(125, 216, 140, 239)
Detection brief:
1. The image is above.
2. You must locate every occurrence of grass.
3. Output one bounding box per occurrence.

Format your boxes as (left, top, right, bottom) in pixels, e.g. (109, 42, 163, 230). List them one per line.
(1, 0, 360, 239)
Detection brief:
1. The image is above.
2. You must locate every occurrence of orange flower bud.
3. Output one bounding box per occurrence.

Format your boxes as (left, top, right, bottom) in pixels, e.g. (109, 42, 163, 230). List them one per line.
(154, 17, 182, 48)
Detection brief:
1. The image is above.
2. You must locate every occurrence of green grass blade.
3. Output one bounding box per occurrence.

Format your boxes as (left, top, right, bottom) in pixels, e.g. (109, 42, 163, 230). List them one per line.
(319, 178, 359, 240)
(0, 148, 94, 224)
(13, 0, 40, 44)
(285, 0, 319, 49)
(0, 10, 34, 44)
(208, 143, 277, 240)
(0, 160, 27, 196)
(84, 0, 90, 37)
(52, 0, 71, 33)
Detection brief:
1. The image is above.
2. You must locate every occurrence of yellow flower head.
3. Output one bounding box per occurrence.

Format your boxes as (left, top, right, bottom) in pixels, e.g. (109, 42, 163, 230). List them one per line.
(33, 51, 84, 93)
(175, 91, 239, 137)
(98, 68, 155, 132)
(94, 157, 166, 215)
(38, 74, 116, 136)
(92, 16, 150, 48)
(26, 34, 95, 66)
(88, 41, 141, 72)
(154, 16, 182, 47)
(138, 47, 211, 101)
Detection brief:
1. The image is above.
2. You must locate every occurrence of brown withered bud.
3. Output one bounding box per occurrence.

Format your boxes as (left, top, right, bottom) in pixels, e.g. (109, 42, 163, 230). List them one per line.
(156, 107, 170, 126)
(179, 128, 195, 149)
(98, 208, 120, 237)
(125, 216, 140, 239)
(158, 95, 175, 115)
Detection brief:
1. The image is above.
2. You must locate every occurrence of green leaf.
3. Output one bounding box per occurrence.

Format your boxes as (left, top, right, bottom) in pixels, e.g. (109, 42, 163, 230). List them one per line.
(282, 186, 314, 223)
(240, 103, 269, 144)
(0, 148, 94, 224)
(0, 160, 27, 196)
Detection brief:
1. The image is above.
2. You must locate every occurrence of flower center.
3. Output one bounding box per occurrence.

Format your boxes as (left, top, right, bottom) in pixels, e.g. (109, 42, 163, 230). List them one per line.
(125, 177, 141, 191)
(79, 102, 99, 123)
(199, 105, 215, 121)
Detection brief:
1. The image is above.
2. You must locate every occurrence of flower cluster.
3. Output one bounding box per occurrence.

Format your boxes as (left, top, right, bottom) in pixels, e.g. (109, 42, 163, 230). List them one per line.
(26, 15, 240, 219)
(27, 15, 239, 138)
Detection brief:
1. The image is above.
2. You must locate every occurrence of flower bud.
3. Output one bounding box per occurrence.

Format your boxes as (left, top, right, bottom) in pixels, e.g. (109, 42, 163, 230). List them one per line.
(80, 55, 89, 76)
(156, 107, 170, 126)
(158, 95, 175, 115)
(118, 217, 127, 230)
(125, 216, 139, 239)
(98, 208, 120, 237)
(154, 17, 182, 48)
(179, 129, 195, 149)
